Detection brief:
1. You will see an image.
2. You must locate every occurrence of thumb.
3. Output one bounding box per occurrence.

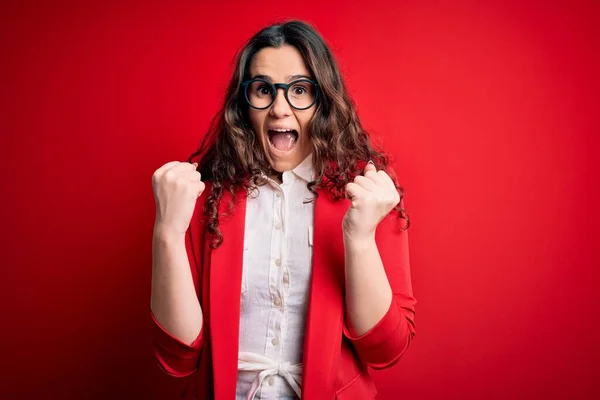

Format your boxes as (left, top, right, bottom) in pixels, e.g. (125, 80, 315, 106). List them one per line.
(364, 160, 376, 174)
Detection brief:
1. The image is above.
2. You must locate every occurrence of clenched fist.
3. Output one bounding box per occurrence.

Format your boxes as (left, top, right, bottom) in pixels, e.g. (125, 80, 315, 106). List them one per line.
(152, 161, 205, 236)
(342, 161, 400, 241)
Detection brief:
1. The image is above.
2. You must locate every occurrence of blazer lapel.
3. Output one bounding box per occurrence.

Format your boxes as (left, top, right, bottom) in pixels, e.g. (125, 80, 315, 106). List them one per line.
(209, 188, 247, 400)
(302, 188, 348, 399)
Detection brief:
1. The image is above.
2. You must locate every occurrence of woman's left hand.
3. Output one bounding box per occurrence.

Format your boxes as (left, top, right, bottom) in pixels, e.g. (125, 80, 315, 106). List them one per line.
(342, 161, 400, 241)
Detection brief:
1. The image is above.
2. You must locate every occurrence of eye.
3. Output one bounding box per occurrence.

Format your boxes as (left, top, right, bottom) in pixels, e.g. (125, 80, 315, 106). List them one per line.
(291, 85, 307, 96)
(257, 85, 272, 96)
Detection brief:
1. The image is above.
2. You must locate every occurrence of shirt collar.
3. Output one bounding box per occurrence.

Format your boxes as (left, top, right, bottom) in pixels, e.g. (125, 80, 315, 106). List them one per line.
(291, 153, 315, 183)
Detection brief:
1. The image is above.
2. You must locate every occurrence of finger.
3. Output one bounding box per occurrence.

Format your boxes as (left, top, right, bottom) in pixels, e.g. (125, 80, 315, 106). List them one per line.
(193, 180, 206, 197)
(353, 175, 377, 191)
(182, 170, 202, 182)
(168, 161, 198, 173)
(365, 160, 385, 183)
(364, 160, 377, 175)
(376, 169, 396, 189)
(345, 182, 368, 202)
(156, 161, 181, 176)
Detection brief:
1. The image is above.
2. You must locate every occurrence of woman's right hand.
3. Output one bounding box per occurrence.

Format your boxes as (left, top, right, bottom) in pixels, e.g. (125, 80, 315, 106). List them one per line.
(152, 161, 205, 237)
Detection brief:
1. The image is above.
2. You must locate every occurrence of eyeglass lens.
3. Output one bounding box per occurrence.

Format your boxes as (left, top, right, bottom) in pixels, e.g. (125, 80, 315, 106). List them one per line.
(246, 80, 316, 109)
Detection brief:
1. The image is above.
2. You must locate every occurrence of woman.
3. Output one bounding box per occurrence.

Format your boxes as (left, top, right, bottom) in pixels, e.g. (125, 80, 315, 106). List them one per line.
(150, 20, 416, 400)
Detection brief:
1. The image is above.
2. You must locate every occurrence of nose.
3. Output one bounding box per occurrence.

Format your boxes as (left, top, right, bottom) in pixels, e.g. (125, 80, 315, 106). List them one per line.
(269, 87, 292, 118)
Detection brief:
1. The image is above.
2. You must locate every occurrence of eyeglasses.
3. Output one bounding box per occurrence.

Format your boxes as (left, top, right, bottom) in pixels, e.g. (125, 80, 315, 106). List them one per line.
(241, 78, 319, 110)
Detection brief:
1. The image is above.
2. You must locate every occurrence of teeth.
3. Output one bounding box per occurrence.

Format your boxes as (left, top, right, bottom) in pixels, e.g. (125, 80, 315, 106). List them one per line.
(270, 128, 294, 132)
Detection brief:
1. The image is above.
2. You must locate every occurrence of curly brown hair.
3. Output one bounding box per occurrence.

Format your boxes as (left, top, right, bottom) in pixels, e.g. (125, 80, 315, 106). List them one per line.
(188, 20, 409, 248)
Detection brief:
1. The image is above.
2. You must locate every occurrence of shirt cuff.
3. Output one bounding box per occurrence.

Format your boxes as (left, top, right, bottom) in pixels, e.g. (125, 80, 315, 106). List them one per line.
(151, 310, 203, 377)
(343, 297, 413, 369)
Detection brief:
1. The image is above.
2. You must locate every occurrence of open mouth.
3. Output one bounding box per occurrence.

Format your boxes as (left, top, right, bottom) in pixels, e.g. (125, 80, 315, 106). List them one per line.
(267, 129, 299, 154)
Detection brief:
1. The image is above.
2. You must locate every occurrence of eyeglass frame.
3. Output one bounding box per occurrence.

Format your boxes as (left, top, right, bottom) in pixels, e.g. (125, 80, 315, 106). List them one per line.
(241, 78, 320, 111)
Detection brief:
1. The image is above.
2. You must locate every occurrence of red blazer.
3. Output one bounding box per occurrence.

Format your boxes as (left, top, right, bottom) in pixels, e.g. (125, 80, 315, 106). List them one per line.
(150, 182, 416, 399)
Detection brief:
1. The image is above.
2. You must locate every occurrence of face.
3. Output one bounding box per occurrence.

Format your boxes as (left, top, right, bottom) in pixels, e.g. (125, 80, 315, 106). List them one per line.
(247, 45, 316, 174)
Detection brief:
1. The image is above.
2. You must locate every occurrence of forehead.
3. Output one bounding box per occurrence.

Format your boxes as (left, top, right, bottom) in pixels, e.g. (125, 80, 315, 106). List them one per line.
(249, 45, 312, 80)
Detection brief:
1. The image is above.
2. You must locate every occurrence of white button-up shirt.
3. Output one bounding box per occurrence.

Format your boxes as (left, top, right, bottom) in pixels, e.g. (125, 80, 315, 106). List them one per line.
(236, 155, 315, 400)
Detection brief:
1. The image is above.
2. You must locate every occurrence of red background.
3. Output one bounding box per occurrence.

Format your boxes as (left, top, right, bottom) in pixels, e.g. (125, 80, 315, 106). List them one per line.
(1, 1, 599, 399)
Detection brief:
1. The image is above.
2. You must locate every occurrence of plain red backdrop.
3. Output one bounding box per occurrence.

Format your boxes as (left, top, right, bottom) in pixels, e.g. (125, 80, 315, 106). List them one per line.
(1, 1, 599, 399)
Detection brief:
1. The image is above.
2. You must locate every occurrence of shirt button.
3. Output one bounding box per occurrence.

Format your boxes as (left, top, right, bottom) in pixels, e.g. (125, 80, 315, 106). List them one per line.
(283, 273, 289, 285)
(268, 377, 275, 385)
(275, 258, 282, 267)
(273, 298, 281, 307)
(275, 192, 281, 197)
(271, 337, 280, 346)
(275, 222, 282, 230)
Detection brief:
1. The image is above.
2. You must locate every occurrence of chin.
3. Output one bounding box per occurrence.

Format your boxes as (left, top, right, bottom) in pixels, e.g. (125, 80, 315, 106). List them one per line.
(269, 159, 297, 173)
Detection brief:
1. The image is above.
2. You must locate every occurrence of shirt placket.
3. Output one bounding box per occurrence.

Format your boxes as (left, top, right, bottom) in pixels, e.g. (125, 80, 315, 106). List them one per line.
(263, 176, 290, 398)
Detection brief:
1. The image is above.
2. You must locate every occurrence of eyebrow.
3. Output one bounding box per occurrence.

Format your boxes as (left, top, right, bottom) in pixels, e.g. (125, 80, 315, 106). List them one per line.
(251, 74, 313, 82)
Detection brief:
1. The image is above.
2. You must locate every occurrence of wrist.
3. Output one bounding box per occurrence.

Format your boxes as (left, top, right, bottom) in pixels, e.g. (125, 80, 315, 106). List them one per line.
(153, 223, 186, 243)
(343, 231, 376, 251)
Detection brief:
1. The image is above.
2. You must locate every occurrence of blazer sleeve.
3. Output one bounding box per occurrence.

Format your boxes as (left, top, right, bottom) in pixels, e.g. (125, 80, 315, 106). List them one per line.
(150, 187, 208, 390)
(342, 200, 417, 370)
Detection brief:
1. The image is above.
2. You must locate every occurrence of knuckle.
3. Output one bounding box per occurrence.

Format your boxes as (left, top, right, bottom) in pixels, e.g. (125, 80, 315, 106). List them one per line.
(163, 170, 176, 182)
(152, 167, 163, 180)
